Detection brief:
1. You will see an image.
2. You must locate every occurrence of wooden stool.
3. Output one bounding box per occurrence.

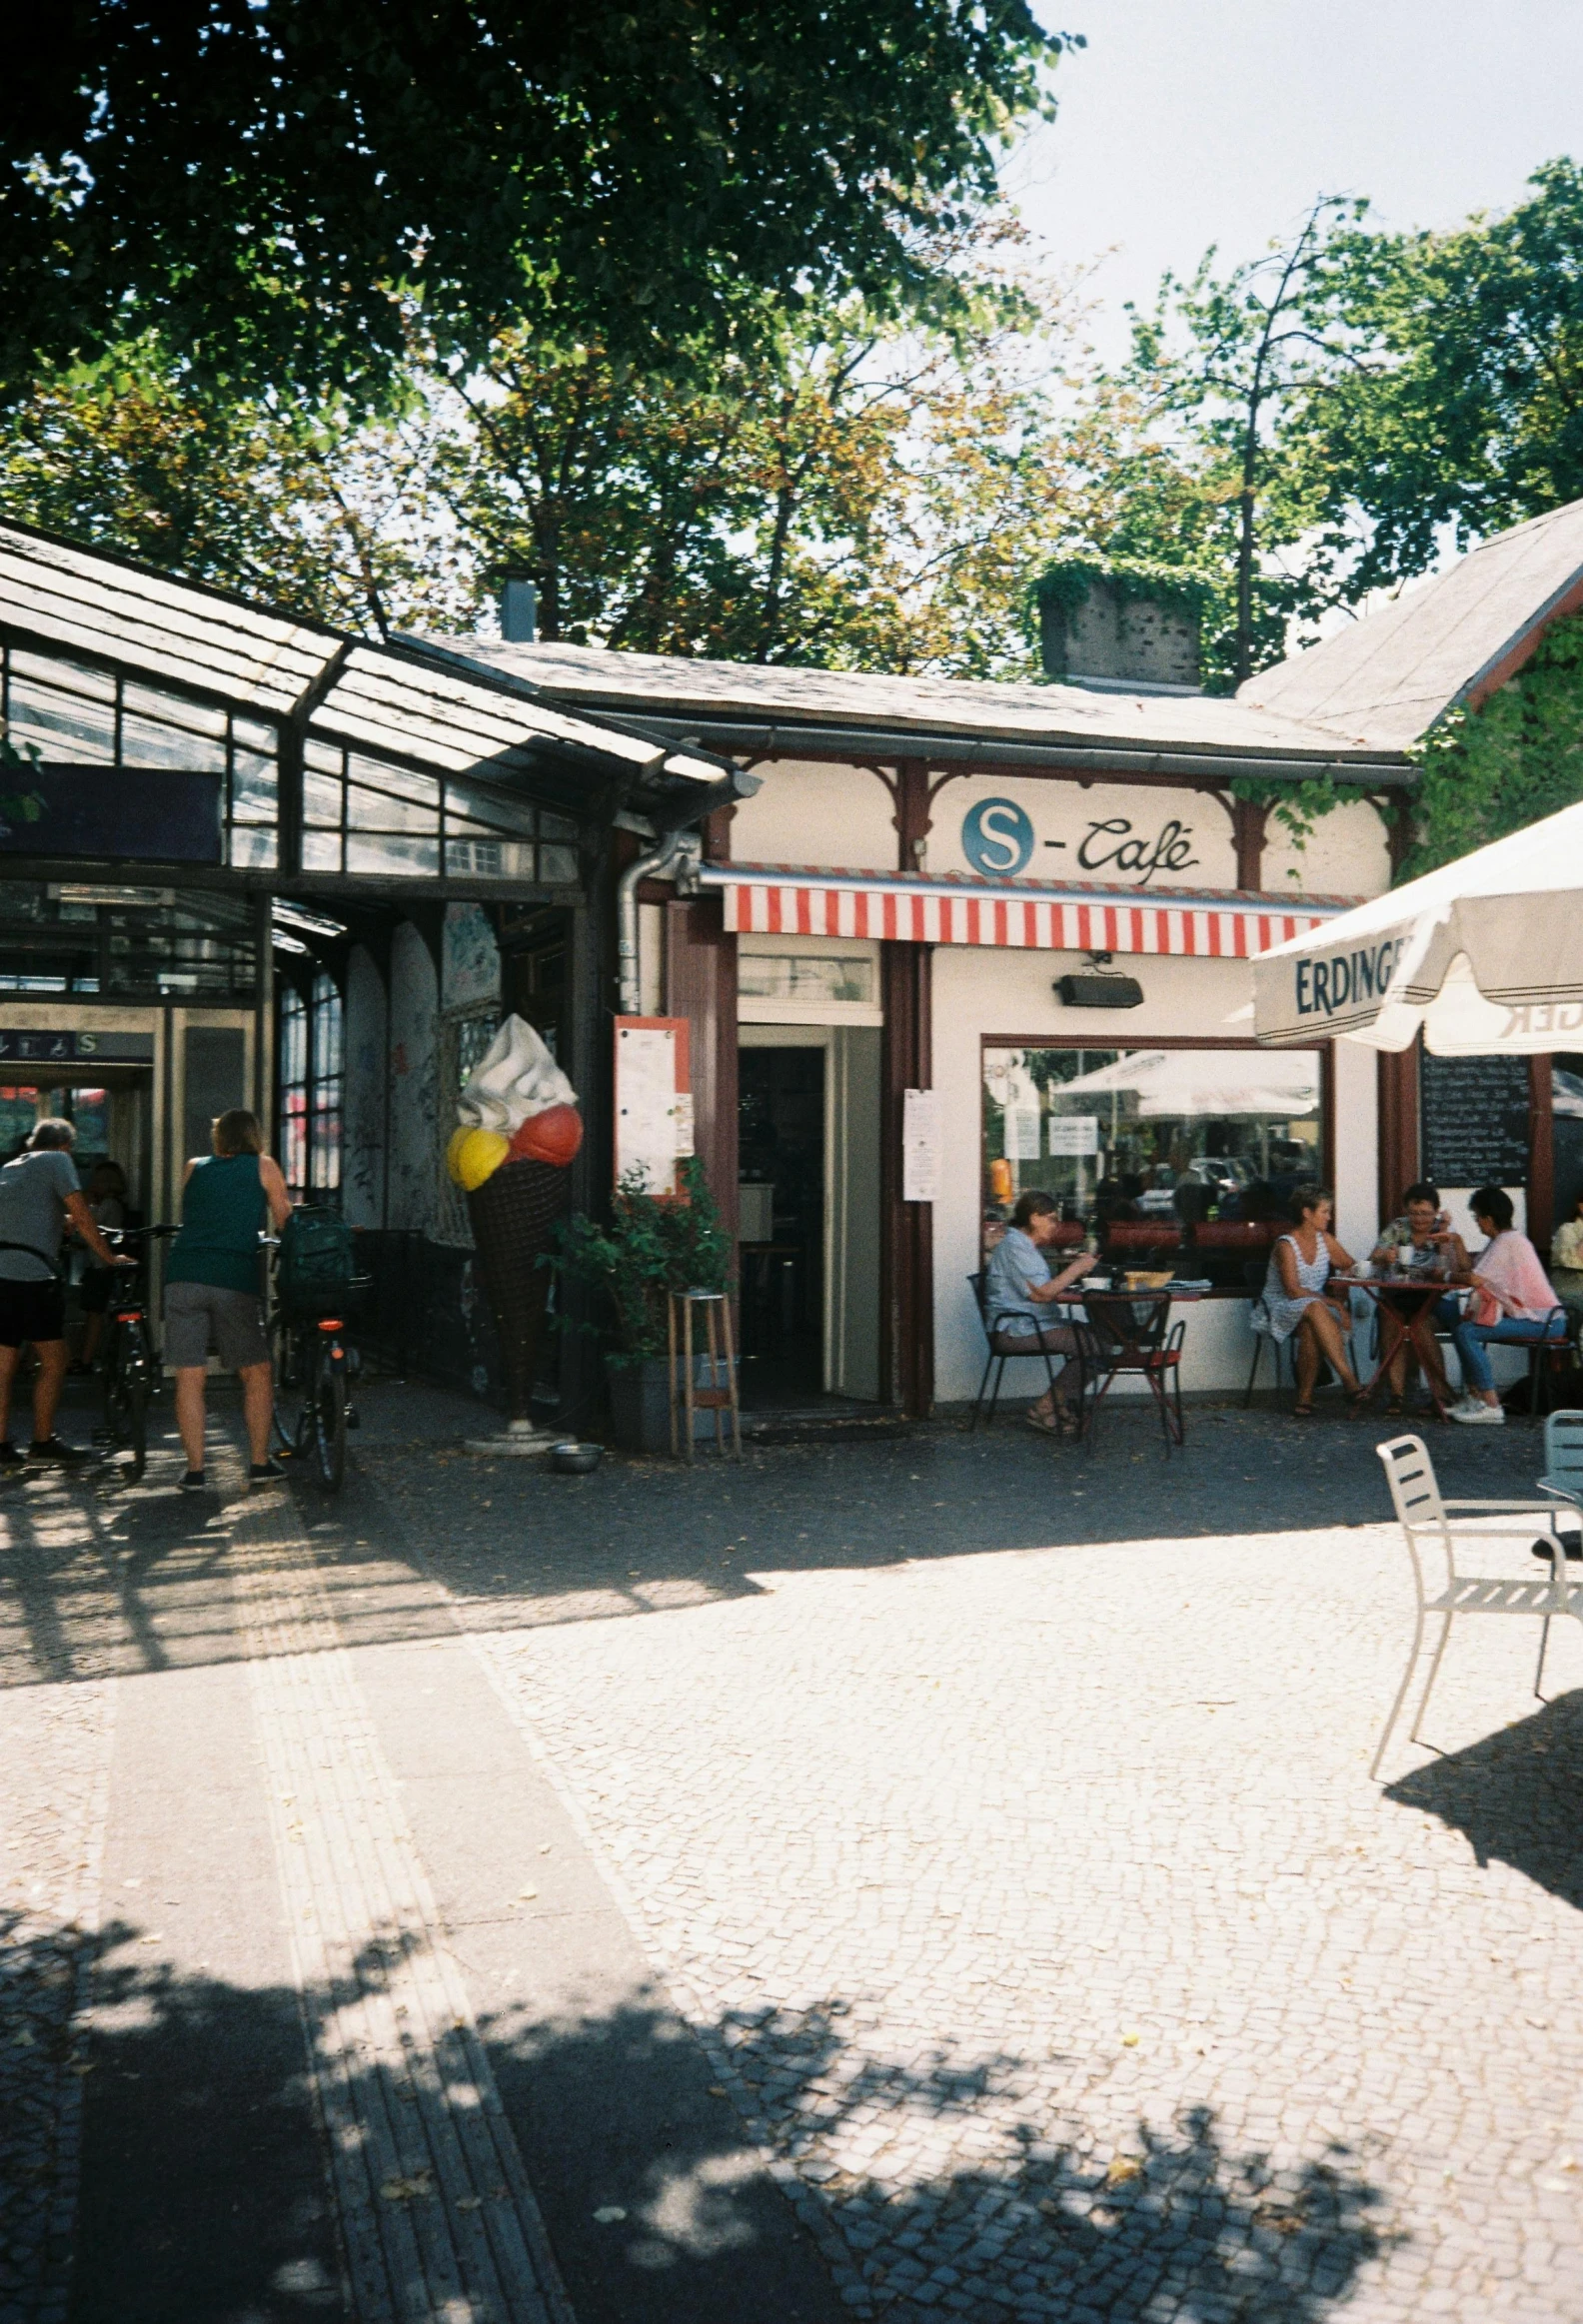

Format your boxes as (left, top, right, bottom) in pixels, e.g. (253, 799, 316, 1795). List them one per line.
(668, 1288, 742, 1462)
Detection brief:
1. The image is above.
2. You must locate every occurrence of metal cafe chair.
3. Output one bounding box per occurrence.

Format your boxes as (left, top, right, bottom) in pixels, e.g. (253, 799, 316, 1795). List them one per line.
(1078, 1291, 1185, 1457)
(1371, 1433, 1583, 1779)
(965, 1273, 1087, 1434)
(1241, 1256, 1293, 1407)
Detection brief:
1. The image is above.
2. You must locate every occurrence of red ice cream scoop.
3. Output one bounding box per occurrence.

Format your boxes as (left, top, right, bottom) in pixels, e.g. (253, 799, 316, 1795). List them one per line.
(508, 1103, 584, 1166)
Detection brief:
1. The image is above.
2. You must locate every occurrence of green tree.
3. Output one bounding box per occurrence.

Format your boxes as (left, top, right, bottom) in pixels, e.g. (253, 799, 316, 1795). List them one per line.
(1110, 195, 1369, 687)
(1304, 160, 1583, 593)
(0, 347, 475, 637)
(1, 1, 1077, 409)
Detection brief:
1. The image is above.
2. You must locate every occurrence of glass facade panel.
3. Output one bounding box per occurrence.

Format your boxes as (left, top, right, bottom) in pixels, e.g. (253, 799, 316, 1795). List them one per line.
(304, 771, 343, 826)
(120, 681, 228, 773)
(346, 752, 440, 809)
(231, 747, 278, 820)
(346, 782, 439, 836)
(739, 952, 876, 1005)
(309, 972, 344, 1198)
(540, 811, 579, 842)
(981, 1044, 1326, 1291)
(305, 736, 344, 776)
(539, 844, 579, 884)
(228, 825, 278, 870)
(444, 837, 536, 880)
(280, 986, 309, 1200)
(346, 831, 440, 876)
(444, 778, 539, 838)
(302, 829, 342, 871)
(6, 656, 116, 760)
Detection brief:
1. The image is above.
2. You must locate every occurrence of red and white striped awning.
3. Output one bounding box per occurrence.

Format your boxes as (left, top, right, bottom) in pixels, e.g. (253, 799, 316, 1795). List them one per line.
(704, 863, 1349, 959)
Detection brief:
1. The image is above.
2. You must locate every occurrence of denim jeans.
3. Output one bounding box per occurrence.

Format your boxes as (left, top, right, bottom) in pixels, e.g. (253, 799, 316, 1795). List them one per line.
(1451, 1309, 1566, 1394)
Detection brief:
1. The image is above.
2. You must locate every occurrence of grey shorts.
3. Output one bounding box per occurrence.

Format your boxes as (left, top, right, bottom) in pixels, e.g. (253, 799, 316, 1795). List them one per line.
(164, 1280, 270, 1372)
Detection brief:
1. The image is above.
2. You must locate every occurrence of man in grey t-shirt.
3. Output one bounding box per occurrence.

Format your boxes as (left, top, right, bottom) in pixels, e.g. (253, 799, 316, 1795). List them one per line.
(0, 1121, 127, 1467)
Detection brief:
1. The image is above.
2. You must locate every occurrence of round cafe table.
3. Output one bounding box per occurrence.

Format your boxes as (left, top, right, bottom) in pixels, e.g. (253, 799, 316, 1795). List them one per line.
(1335, 1272, 1458, 1416)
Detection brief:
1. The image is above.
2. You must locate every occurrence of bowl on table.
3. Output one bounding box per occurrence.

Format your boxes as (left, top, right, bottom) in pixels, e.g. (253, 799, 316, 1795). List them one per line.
(550, 1440, 603, 1475)
(1122, 1270, 1173, 1291)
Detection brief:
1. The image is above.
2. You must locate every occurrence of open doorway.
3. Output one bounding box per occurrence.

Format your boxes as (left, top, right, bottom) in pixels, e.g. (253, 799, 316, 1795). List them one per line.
(739, 1044, 825, 1405)
(738, 1026, 881, 1409)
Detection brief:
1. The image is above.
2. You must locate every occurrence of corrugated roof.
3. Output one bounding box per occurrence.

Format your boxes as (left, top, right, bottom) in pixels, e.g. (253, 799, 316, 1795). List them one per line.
(429, 635, 1402, 770)
(0, 525, 335, 715)
(1238, 500, 1583, 748)
(0, 522, 738, 803)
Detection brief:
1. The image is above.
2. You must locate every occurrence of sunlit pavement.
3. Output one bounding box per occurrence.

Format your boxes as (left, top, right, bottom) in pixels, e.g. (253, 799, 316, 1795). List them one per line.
(3, 1385, 1582, 2323)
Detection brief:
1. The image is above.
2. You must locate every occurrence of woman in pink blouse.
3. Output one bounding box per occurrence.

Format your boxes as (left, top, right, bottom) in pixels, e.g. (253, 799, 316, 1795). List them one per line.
(1447, 1185, 1566, 1427)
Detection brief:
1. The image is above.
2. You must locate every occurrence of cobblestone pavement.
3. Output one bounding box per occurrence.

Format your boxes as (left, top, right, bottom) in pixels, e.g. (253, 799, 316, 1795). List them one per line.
(4, 1387, 1583, 2323)
(0, 1480, 114, 2324)
(438, 1422, 1583, 2324)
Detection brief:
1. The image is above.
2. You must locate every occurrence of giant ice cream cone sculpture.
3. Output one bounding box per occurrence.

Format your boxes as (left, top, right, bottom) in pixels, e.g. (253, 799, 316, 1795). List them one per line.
(448, 1016, 584, 1424)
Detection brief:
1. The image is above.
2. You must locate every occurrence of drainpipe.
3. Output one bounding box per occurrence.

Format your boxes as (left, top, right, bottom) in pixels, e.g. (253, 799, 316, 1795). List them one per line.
(617, 825, 703, 1016)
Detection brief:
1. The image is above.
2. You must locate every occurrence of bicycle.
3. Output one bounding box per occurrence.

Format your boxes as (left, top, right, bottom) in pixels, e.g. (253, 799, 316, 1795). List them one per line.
(97, 1226, 177, 1482)
(268, 1245, 369, 1493)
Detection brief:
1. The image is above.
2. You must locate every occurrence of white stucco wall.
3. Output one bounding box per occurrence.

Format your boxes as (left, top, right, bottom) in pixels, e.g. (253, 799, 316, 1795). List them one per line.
(388, 920, 440, 1235)
(1264, 799, 1393, 899)
(929, 943, 1376, 1403)
(343, 944, 388, 1228)
(731, 760, 896, 869)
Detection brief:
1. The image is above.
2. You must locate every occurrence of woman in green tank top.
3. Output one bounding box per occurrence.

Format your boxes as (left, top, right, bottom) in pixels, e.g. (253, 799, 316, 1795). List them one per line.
(164, 1108, 291, 1491)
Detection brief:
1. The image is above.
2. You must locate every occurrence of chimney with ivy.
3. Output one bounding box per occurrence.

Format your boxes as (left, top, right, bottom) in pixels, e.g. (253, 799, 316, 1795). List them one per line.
(1034, 559, 1206, 694)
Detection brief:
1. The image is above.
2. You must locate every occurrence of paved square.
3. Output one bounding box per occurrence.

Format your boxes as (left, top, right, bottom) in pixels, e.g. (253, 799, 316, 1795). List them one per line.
(477, 1492, 1583, 2321)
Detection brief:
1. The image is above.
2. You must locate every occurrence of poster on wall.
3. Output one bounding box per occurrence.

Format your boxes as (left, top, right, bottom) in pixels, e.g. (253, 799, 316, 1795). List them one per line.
(615, 1016, 693, 1195)
(903, 1088, 941, 1202)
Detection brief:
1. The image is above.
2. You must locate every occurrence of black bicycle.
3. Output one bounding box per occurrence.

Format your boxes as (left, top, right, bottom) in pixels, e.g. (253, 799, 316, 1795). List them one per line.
(97, 1227, 176, 1481)
(268, 1251, 368, 1493)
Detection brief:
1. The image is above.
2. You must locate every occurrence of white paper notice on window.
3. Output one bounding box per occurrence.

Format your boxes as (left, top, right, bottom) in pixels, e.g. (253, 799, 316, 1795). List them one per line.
(1046, 1114, 1099, 1157)
(1006, 1107, 1041, 1162)
(903, 1087, 941, 1203)
(616, 1024, 681, 1193)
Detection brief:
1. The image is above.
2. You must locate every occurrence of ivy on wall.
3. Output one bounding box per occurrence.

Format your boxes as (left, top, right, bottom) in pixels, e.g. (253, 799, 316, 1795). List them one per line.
(1402, 613, 1583, 881)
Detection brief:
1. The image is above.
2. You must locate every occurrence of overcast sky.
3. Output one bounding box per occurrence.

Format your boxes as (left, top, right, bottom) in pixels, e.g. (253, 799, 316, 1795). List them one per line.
(1009, 0, 1583, 358)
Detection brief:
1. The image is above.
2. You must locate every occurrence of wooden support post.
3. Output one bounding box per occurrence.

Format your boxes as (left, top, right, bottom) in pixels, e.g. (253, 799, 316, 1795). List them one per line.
(879, 939, 933, 1417)
(1377, 1039, 1420, 1223)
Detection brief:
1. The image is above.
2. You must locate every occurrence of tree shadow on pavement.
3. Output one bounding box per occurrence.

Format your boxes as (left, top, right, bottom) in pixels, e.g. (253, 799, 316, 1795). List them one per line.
(10, 1912, 1395, 2324)
(1384, 1685, 1583, 1911)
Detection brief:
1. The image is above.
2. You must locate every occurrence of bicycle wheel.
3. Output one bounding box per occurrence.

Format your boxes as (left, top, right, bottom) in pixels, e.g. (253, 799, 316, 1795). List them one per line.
(272, 1318, 301, 1458)
(310, 1342, 347, 1493)
(104, 1325, 149, 1481)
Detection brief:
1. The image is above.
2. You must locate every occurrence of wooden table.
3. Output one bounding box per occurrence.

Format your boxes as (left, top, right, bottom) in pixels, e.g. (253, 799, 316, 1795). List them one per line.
(1336, 1272, 1457, 1416)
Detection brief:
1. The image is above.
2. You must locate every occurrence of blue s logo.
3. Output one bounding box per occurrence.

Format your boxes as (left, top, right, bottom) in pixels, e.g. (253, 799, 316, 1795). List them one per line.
(961, 797, 1034, 877)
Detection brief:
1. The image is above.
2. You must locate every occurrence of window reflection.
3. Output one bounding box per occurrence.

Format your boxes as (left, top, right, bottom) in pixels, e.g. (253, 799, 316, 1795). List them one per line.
(982, 1045, 1326, 1289)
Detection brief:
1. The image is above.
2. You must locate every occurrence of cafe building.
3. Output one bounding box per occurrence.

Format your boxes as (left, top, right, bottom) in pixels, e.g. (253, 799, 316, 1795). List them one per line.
(0, 520, 748, 1403)
(446, 501, 1583, 1414)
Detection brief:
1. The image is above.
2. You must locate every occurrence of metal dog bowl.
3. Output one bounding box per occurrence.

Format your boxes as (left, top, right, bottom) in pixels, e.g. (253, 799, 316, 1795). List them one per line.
(550, 1440, 603, 1475)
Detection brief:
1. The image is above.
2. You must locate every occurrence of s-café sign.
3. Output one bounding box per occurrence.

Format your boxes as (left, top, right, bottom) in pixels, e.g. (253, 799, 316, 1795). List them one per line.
(960, 796, 1200, 887)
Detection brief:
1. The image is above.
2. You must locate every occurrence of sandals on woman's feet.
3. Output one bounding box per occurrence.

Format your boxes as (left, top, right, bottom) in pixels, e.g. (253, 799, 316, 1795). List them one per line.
(1292, 1401, 1315, 1418)
(1385, 1399, 1404, 1420)
(1025, 1408, 1060, 1435)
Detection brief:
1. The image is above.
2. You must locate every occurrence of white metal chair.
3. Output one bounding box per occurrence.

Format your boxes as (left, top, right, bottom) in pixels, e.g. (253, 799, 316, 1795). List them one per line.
(1371, 1433, 1583, 1779)
(1537, 1407, 1583, 1546)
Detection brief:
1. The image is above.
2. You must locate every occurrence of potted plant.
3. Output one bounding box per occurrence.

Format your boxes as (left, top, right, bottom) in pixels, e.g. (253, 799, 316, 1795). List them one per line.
(551, 1158, 734, 1452)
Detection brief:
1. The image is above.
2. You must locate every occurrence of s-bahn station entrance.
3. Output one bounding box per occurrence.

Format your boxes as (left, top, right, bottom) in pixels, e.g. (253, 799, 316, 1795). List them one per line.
(0, 521, 746, 1404)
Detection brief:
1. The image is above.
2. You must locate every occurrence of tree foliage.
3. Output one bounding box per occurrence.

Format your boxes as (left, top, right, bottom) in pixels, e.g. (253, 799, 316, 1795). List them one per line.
(1, 0, 1075, 408)
(1404, 615, 1583, 879)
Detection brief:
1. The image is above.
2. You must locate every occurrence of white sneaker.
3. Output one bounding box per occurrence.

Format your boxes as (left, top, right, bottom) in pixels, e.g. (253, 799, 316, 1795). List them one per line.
(1450, 1399, 1505, 1425)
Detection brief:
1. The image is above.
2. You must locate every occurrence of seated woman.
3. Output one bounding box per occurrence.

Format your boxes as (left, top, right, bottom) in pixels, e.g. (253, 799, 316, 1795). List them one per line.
(1444, 1185, 1566, 1427)
(983, 1189, 1095, 1434)
(1261, 1184, 1367, 1418)
(1368, 1179, 1467, 1417)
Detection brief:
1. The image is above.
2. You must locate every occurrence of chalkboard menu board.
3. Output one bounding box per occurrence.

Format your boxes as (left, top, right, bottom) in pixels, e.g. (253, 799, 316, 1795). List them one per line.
(1420, 1053, 1531, 1188)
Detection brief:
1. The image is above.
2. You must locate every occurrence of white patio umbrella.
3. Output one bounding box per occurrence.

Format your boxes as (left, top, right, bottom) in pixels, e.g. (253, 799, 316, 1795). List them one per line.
(1056, 1047, 1320, 1118)
(1253, 795, 1583, 1054)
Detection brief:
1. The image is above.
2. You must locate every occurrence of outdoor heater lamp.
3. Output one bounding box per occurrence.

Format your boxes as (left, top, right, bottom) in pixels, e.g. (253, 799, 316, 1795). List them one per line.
(1056, 954, 1144, 1009)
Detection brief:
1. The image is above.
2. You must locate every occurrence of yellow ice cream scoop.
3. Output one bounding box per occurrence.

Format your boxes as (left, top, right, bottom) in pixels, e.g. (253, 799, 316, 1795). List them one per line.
(450, 1126, 510, 1190)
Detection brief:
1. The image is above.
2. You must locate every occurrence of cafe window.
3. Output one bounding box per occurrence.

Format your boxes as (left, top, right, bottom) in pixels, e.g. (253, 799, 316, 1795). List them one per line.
(0, 642, 278, 871)
(279, 972, 344, 1204)
(981, 1044, 1326, 1289)
(301, 734, 579, 884)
